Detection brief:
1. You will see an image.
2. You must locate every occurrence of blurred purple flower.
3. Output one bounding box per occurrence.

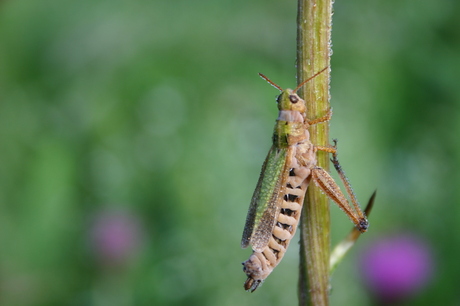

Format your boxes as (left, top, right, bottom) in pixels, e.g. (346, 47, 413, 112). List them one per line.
(360, 233, 434, 303)
(89, 209, 144, 267)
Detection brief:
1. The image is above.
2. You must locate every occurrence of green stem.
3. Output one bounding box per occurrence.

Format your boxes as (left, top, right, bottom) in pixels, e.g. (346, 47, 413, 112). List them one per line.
(297, 0, 333, 305)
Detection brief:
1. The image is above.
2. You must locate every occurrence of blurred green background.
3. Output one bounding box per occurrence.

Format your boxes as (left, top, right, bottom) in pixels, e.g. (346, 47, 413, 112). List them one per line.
(1, 0, 459, 305)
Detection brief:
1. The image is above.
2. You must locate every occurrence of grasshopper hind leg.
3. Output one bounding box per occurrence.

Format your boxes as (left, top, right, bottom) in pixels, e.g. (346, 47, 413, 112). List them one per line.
(311, 141, 369, 232)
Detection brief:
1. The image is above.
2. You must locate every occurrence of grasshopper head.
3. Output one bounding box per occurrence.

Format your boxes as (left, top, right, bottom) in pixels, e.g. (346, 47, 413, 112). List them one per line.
(276, 89, 306, 113)
(259, 67, 328, 114)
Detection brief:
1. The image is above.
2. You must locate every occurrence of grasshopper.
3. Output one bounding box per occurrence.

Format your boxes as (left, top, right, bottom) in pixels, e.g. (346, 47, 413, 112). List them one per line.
(241, 67, 368, 292)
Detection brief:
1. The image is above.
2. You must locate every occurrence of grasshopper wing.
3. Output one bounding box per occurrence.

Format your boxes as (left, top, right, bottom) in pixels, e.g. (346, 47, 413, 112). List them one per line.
(241, 146, 291, 252)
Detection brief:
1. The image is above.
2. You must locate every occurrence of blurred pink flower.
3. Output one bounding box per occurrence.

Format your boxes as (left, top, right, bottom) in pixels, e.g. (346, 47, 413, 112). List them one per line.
(89, 209, 144, 266)
(360, 233, 434, 303)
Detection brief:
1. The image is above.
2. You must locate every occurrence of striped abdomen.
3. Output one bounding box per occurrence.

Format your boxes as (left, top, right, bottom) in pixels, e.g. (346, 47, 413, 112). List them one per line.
(243, 164, 311, 291)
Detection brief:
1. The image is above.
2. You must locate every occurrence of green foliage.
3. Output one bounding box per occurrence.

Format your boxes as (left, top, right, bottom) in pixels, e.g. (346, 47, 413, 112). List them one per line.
(1, 0, 459, 305)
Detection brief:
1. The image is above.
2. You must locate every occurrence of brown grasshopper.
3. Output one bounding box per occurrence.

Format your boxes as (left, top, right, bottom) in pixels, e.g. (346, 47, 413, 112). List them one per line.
(241, 68, 368, 292)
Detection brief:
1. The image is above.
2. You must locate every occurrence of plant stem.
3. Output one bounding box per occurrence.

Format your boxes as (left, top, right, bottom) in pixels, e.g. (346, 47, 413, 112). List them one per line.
(296, 0, 333, 305)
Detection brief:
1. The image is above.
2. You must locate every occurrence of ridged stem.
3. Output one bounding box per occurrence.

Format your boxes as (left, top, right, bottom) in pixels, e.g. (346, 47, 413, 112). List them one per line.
(297, 0, 333, 305)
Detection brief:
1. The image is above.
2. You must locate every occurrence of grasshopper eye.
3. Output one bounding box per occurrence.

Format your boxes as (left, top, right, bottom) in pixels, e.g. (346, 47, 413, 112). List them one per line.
(289, 95, 299, 103)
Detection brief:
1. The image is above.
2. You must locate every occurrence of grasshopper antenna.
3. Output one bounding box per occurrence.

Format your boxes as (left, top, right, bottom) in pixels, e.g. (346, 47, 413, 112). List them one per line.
(293, 66, 329, 93)
(258, 73, 283, 92)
